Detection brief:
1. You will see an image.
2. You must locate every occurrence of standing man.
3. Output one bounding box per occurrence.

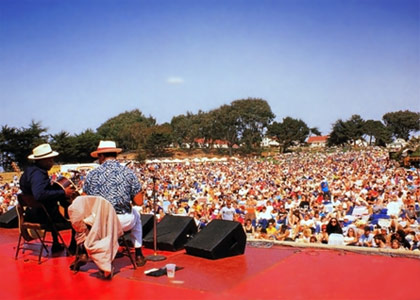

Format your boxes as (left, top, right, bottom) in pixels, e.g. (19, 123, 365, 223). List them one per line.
(82, 140, 146, 268)
(219, 200, 237, 221)
(19, 143, 76, 253)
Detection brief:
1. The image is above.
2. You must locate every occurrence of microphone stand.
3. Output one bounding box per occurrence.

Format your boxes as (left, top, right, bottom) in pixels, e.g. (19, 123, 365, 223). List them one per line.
(146, 175, 166, 261)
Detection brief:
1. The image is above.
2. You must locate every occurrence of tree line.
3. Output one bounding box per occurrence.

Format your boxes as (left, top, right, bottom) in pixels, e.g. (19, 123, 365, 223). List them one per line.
(1, 98, 419, 171)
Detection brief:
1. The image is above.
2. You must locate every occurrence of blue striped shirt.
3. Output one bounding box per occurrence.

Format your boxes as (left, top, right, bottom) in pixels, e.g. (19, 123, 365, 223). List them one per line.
(83, 160, 141, 214)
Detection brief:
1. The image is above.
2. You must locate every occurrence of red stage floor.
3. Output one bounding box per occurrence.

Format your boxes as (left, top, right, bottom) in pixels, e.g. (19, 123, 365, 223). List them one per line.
(1, 228, 419, 300)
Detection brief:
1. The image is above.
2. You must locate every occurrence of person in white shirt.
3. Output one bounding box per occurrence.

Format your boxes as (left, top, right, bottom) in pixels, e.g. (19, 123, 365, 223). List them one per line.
(299, 213, 315, 230)
(386, 195, 402, 218)
(219, 201, 236, 221)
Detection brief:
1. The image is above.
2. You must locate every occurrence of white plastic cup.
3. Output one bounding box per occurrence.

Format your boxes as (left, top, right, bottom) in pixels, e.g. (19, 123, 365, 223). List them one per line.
(166, 264, 176, 278)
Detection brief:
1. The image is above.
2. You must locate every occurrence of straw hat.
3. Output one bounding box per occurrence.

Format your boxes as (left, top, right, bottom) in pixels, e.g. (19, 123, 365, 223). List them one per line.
(28, 144, 59, 160)
(90, 140, 122, 158)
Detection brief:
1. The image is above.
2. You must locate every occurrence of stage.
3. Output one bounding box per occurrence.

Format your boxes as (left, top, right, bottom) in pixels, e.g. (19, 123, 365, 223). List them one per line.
(1, 227, 419, 300)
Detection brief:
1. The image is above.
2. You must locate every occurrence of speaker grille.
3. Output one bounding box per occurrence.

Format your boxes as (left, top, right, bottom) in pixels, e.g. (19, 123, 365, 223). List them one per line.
(185, 219, 246, 259)
(143, 215, 197, 251)
(0, 208, 18, 228)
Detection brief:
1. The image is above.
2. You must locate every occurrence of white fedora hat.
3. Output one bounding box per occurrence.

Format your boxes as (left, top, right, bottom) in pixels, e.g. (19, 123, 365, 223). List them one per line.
(90, 140, 122, 158)
(28, 143, 59, 160)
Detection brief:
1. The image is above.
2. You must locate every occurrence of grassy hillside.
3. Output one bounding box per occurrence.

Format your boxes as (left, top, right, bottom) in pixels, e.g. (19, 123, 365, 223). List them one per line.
(0, 172, 20, 184)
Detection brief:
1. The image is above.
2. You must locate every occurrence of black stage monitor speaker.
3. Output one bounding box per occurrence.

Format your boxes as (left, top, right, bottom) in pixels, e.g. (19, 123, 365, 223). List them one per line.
(0, 207, 18, 228)
(141, 214, 154, 238)
(143, 215, 197, 251)
(185, 219, 246, 259)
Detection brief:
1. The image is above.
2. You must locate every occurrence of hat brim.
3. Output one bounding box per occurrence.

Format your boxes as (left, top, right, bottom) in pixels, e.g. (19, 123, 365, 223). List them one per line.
(28, 151, 59, 160)
(91, 148, 122, 158)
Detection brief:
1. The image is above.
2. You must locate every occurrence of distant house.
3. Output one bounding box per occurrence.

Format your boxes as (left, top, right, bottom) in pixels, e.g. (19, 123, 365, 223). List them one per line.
(354, 139, 368, 147)
(261, 137, 280, 148)
(307, 135, 329, 147)
(194, 138, 229, 149)
(387, 138, 408, 150)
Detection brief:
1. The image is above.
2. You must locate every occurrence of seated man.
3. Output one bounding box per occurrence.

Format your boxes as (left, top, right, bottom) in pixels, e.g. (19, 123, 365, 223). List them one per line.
(19, 143, 76, 253)
(358, 225, 375, 247)
(70, 141, 146, 276)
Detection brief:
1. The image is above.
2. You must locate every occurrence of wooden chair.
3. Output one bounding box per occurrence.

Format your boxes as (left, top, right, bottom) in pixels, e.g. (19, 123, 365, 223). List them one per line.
(15, 194, 70, 264)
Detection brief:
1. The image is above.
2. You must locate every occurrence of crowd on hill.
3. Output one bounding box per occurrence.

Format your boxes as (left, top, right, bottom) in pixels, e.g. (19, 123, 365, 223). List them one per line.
(1, 147, 419, 251)
(132, 148, 420, 251)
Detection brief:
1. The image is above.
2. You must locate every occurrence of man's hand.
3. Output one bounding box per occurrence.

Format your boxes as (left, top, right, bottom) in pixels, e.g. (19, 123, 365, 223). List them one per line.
(133, 191, 144, 206)
(64, 185, 76, 199)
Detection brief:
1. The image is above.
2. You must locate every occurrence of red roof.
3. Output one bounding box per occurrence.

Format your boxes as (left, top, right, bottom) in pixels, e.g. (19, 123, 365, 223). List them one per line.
(194, 138, 228, 145)
(307, 135, 329, 143)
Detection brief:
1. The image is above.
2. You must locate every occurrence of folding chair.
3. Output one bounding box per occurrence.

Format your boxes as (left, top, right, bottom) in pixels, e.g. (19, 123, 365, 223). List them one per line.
(15, 194, 70, 264)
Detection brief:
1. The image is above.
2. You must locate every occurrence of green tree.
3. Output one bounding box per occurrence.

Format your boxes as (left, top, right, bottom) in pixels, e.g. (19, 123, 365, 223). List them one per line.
(210, 98, 274, 154)
(382, 110, 420, 140)
(144, 124, 173, 158)
(267, 117, 310, 152)
(327, 119, 348, 146)
(363, 120, 392, 146)
(0, 125, 20, 171)
(50, 131, 77, 163)
(194, 110, 216, 150)
(231, 98, 275, 151)
(171, 112, 201, 150)
(0, 121, 48, 170)
(49, 129, 101, 163)
(135, 145, 147, 163)
(97, 109, 156, 151)
(73, 129, 101, 163)
(211, 105, 240, 155)
(345, 115, 365, 144)
(328, 115, 365, 146)
(309, 127, 321, 136)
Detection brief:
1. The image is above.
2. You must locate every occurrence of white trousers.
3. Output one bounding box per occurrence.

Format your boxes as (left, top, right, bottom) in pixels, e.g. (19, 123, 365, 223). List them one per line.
(118, 208, 143, 248)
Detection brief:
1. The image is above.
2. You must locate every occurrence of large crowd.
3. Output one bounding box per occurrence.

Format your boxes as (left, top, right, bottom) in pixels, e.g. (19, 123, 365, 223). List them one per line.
(0, 174, 19, 214)
(1, 147, 419, 251)
(134, 148, 420, 251)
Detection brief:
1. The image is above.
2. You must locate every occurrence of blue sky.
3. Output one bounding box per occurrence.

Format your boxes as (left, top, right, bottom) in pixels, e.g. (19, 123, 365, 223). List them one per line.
(1, 0, 419, 136)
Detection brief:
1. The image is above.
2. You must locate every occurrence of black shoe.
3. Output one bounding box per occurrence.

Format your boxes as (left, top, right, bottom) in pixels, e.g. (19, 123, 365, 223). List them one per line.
(135, 255, 146, 267)
(69, 253, 88, 271)
(99, 267, 114, 280)
(51, 243, 64, 253)
(68, 241, 77, 256)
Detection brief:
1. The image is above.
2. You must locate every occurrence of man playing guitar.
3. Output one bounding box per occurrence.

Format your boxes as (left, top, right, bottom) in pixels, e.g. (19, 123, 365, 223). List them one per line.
(19, 143, 77, 254)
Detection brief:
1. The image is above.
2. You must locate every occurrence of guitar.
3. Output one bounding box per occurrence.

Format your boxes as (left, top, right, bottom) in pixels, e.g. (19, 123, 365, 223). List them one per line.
(53, 177, 80, 202)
